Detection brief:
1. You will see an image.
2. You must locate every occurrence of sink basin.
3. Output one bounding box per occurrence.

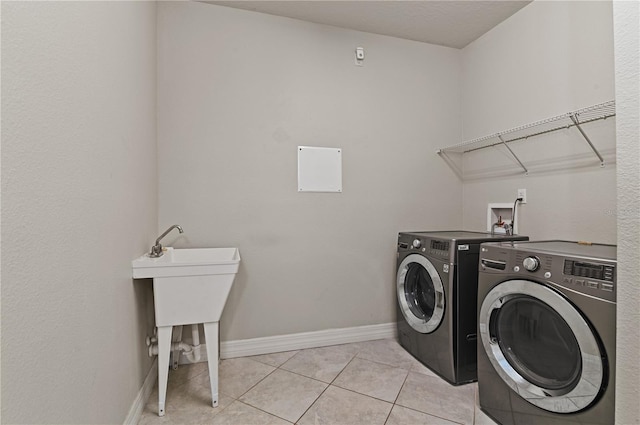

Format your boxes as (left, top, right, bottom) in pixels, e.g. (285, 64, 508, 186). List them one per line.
(132, 247, 240, 326)
(132, 247, 240, 279)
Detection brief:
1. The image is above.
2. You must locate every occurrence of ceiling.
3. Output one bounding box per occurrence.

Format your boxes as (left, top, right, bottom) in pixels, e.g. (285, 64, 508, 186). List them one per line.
(205, 1, 532, 49)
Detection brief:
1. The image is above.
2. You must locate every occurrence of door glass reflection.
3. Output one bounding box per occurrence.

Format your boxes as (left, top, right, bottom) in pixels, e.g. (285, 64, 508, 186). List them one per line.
(404, 263, 436, 321)
(495, 297, 582, 391)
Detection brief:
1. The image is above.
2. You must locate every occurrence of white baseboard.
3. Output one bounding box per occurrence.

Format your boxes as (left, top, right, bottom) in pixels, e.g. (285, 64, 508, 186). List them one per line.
(220, 322, 397, 359)
(123, 359, 158, 425)
(176, 322, 397, 363)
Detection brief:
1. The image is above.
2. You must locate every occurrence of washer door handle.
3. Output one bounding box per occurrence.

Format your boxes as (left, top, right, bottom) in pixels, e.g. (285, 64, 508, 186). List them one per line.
(488, 308, 500, 344)
(436, 290, 444, 308)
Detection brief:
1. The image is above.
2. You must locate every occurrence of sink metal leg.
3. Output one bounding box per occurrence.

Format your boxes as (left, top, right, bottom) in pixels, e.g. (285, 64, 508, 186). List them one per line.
(157, 325, 173, 416)
(203, 321, 219, 407)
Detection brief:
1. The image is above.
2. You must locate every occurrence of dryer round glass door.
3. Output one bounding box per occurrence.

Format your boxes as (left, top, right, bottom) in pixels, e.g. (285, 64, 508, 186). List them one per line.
(397, 254, 445, 334)
(479, 279, 604, 413)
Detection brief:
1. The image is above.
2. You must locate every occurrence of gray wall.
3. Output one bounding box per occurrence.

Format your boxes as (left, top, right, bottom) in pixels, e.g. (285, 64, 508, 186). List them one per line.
(613, 2, 640, 423)
(157, 2, 463, 342)
(1, 2, 158, 423)
(460, 1, 617, 244)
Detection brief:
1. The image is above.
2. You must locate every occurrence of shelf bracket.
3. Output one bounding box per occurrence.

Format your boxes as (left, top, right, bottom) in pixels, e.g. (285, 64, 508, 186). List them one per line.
(437, 150, 463, 180)
(569, 114, 605, 167)
(497, 135, 528, 175)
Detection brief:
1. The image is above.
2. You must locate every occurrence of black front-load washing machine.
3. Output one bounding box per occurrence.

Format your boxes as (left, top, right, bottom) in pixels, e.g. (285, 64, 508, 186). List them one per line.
(477, 241, 616, 424)
(396, 231, 529, 385)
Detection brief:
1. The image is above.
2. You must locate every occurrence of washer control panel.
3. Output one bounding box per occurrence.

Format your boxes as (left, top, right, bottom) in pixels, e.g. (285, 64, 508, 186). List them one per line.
(561, 259, 616, 296)
(479, 243, 616, 303)
(563, 260, 614, 282)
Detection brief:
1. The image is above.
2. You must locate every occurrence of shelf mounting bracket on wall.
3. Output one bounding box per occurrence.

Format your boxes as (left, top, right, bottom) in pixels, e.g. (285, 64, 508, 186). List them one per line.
(497, 134, 529, 175)
(569, 113, 606, 167)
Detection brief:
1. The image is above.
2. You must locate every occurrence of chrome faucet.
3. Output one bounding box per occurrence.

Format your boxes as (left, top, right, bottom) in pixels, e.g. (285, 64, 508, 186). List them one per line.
(150, 225, 184, 258)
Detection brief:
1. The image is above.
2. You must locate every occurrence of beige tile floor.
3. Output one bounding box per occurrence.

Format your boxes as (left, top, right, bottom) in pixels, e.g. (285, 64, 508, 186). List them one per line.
(139, 338, 496, 425)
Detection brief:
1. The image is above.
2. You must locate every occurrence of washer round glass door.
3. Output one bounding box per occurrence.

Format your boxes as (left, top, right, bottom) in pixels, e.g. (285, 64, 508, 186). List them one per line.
(479, 279, 604, 413)
(397, 254, 445, 334)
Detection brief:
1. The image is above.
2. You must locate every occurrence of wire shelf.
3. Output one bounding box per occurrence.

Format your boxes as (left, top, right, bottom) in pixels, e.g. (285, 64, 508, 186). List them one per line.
(438, 100, 615, 154)
(437, 100, 615, 175)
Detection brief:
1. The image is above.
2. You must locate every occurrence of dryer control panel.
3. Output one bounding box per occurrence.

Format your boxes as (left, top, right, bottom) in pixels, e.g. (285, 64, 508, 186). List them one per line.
(397, 234, 450, 260)
(427, 240, 450, 259)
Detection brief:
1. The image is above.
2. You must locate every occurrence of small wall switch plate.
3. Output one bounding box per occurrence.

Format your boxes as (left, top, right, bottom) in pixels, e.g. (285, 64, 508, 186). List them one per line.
(517, 189, 527, 204)
(355, 47, 364, 66)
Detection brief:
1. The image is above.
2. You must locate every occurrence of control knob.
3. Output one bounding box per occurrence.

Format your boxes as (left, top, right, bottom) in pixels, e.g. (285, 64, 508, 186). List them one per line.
(412, 239, 422, 249)
(523, 256, 540, 272)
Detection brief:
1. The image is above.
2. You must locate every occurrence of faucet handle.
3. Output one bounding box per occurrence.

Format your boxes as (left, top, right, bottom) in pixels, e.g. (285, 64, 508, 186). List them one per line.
(150, 243, 163, 258)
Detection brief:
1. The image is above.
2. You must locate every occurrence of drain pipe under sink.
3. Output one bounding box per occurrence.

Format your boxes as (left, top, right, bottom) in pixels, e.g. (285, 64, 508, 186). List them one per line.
(147, 324, 202, 363)
(187, 324, 202, 363)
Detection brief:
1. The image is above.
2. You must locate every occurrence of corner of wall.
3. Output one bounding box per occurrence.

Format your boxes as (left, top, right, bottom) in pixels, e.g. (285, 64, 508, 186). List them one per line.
(613, 1, 640, 423)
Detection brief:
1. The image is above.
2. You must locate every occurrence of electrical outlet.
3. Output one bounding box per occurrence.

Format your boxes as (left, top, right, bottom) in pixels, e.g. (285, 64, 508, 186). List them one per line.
(517, 188, 527, 204)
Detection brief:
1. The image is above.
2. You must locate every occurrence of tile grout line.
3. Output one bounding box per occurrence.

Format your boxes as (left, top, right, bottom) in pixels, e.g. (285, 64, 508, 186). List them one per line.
(289, 350, 361, 424)
(248, 351, 301, 368)
(274, 365, 341, 386)
(392, 403, 467, 425)
(234, 399, 295, 424)
(319, 385, 395, 425)
(330, 381, 403, 406)
(292, 382, 331, 424)
(320, 349, 397, 424)
(327, 352, 358, 386)
(355, 353, 414, 371)
(330, 362, 409, 406)
(391, 372, 473, 425)
(232, 362, 280, 400)
(276, 345, 363, 385)
(381, 367, 412, 425)
(225, 365, 299, 424)
(392, 366, 411, 405)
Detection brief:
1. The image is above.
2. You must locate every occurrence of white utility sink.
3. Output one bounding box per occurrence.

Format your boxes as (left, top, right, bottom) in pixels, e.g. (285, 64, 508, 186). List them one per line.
(132, 247, 240, 416)
(133, 247, 240, 278)
(132, 247, 240, 326)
